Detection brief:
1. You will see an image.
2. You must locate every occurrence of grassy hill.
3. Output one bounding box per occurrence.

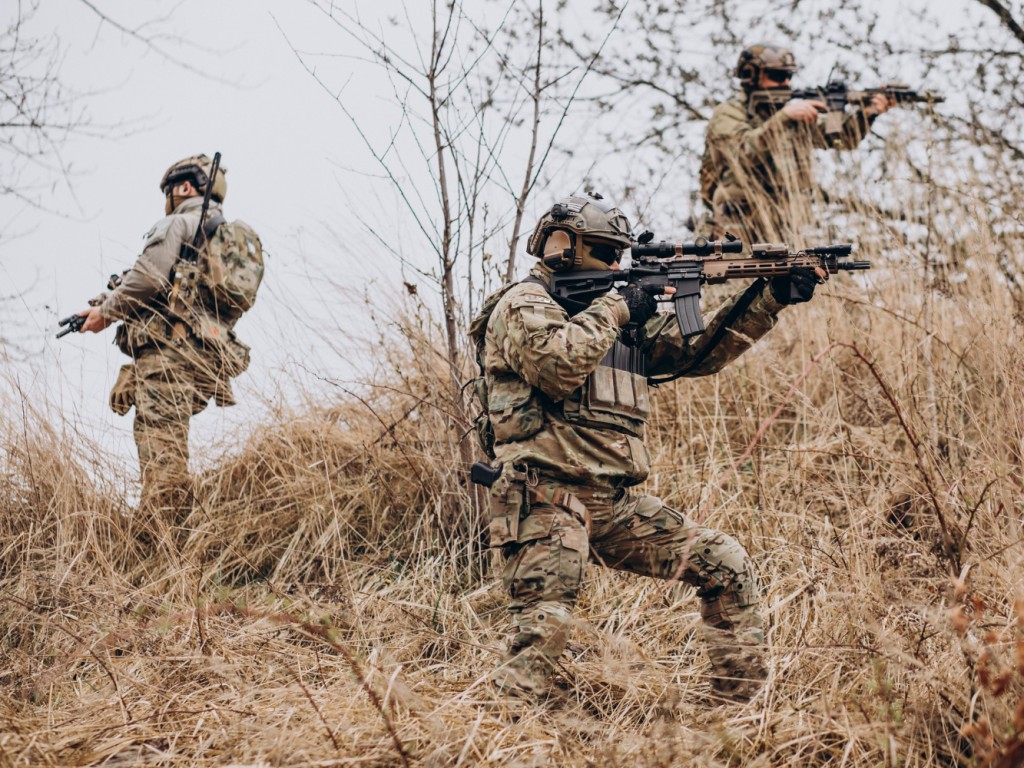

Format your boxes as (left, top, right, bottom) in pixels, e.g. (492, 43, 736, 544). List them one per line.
(3, 194, 1023, 767)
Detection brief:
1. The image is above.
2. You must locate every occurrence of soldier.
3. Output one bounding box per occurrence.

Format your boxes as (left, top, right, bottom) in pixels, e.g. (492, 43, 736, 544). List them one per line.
(74, 155, 259, 535)
(471, 194, 826, 703)
(698, 42, 893, 245)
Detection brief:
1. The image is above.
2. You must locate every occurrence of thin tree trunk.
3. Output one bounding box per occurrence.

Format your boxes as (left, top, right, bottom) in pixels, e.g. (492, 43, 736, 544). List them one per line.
(506, 2, 544, 282)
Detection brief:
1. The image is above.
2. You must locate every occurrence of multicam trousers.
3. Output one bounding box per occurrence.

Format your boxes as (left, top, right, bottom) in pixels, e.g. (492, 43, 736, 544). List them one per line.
(494, 478, 766, 698)
(124, 344, 218, 524)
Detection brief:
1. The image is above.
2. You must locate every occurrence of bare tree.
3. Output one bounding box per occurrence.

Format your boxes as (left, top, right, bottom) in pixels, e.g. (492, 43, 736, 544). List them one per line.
(0, 1, 85, 213)
(1, 0, 233, 219)
(284, 1, 618, 549)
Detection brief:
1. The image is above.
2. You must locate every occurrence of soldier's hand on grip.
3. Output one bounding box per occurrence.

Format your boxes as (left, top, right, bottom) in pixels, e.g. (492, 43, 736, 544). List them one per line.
(782, 99, 826, 123)
(770, 266, 825, 305)
(619, 283, 658, 326)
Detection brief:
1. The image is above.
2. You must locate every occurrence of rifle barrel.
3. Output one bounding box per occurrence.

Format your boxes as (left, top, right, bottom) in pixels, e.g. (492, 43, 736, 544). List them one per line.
(838, 260, 872, 270)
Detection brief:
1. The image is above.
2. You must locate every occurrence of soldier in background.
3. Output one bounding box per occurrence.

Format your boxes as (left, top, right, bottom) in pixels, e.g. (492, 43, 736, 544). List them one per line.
(698, 43, 893, 245)
(471, 194, 827, 703)
(75, 155, 259, 537)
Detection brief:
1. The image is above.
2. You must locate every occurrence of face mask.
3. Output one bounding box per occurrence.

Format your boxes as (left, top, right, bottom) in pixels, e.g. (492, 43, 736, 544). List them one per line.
(576, 240, 623, 271)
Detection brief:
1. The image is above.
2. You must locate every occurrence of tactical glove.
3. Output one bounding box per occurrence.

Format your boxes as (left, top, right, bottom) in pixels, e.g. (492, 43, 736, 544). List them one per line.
(619, 284, 658, 326)
(770, 267, 824, 305)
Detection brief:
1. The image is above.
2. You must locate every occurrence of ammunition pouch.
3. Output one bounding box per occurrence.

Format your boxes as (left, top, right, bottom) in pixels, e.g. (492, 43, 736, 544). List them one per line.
(483, 375, 544, 449)
(115, 313, 175, 357)
(219, 333, 251, 379)
(184, 315, 250, 378)
(562, 365, 650, 438)
(487, 464, 530, 547)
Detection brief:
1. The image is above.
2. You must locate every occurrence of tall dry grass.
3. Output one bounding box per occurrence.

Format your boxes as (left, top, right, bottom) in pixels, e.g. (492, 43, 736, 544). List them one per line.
(2, 167, 1023, 766)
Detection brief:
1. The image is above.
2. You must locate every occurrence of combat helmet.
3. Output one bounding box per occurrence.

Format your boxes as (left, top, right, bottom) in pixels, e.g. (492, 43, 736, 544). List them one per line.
(526, 193, 632, 271)
(159, 154, 227, 202)
(735, 42, 798, 91)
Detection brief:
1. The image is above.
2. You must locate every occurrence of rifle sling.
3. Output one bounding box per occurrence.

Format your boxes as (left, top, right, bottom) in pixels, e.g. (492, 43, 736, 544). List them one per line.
(524, 273, 766, 387)
(647, 277, 768, 386)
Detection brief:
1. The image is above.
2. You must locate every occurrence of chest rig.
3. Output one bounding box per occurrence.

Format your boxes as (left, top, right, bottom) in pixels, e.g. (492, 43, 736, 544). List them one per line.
(526, 276, 652, 437)
(562, 338, 651, 438)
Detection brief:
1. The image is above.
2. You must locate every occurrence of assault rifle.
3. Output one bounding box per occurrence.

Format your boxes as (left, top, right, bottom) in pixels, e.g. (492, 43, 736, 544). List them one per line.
(748, 81, 944, 147)
(546, 233, 870, 338)
(168, 150, 221, 343)
(56, 313, 86, 338)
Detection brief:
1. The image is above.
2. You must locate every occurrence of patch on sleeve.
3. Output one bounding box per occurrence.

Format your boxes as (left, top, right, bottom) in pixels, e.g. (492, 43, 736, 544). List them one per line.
(143, 217, 174, 248)
(506, 287, 565, 334)
(506, 284, 559, 311)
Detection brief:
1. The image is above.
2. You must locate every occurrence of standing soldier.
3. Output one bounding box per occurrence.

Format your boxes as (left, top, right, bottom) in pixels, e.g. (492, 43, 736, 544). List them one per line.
(698, 43, 893, 245)
(471, 194, 826, 703)
(73, 154, 262, 537)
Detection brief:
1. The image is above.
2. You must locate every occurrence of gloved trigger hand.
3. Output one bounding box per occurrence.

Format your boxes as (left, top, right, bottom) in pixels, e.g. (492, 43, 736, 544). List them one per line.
(619, 283, 658, 326)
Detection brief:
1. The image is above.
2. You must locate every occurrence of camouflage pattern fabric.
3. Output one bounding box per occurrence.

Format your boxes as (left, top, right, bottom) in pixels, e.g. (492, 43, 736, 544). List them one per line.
(494, 482, 766, 699)
(476, 264, 785, 700)
(698, 94, 875, 244)
(131, 343, 219, 525)
(99, 196, 218, 325)
(477, 265, 784, 488)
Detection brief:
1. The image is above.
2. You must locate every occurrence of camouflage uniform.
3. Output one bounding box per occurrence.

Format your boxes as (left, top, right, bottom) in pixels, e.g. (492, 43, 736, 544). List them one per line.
(99, 195, 241, 521)
(699, 94, 876, 245)
(476, 261, 787, 699)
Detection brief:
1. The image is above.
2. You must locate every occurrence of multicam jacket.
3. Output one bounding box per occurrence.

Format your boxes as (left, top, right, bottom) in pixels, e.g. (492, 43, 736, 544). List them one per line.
(699, 94, 876, 213)
(475, 265, 786, 488)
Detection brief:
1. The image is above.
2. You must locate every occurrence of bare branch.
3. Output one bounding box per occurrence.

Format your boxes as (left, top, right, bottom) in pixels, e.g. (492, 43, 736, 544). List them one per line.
(974, 0, 1024, 45)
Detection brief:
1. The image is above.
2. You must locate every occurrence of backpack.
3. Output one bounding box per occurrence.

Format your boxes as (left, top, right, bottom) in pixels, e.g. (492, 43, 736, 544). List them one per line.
(468, 282, 519, 459)
(199, 216, 264, 326)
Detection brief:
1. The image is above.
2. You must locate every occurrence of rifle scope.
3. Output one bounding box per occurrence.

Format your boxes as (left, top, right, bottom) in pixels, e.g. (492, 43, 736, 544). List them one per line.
(632, 237, 744, 259)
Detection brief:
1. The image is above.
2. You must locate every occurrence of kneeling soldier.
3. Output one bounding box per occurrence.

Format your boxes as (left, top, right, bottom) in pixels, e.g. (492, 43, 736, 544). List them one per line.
(472, 194, 825, 702)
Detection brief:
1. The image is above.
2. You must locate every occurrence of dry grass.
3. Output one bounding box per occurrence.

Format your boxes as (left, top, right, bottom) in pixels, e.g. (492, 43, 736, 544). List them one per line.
(3, 172, 1024, 766)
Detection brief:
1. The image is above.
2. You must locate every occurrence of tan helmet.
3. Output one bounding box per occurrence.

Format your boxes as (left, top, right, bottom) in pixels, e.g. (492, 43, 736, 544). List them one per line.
(735, 42, 798, 91)
(159, 154, 227, 202)
(526, 194, 632, 270)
